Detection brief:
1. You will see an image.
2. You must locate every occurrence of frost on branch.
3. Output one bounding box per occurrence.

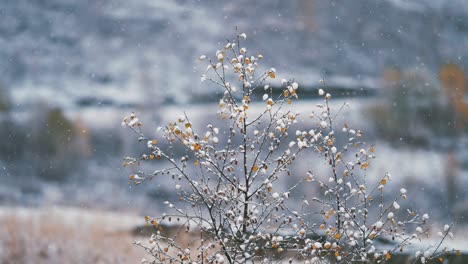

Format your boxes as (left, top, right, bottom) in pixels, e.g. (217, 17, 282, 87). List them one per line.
(122, 32, 458, 263)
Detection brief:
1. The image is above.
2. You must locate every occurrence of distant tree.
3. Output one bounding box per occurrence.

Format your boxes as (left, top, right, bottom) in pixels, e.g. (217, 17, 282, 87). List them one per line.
(370, 69, 455, 147)
(440, 64, 468, 127)
(28, 107, 80, 181)
(0, 82, 11, 112)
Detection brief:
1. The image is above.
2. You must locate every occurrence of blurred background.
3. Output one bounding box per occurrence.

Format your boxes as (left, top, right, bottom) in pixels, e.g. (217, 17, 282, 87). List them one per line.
(1, 0, 468, 262)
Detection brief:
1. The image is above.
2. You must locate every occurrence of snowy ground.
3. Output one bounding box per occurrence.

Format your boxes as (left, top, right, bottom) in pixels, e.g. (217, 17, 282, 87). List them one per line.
(3, 98, 468, 220)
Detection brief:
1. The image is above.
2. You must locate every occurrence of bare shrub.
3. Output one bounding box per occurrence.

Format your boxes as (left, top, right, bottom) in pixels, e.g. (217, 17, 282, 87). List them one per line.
(122, 32, 458, 263)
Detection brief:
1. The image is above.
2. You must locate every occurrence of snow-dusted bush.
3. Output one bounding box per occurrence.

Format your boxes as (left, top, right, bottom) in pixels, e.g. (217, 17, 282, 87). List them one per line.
(122, 32, 458, 263)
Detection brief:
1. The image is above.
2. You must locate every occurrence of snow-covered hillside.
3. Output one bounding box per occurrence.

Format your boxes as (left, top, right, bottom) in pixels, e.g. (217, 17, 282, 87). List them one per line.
(2, 0, 468, 107)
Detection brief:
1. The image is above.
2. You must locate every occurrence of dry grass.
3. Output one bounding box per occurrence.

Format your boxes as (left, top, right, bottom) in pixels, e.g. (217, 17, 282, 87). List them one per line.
(1, 207, 466, 264)
(0, 206, 148, 264)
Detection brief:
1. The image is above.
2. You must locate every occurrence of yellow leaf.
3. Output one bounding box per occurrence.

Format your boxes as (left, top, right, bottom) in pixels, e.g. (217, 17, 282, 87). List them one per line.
(304, 175, 313, 181)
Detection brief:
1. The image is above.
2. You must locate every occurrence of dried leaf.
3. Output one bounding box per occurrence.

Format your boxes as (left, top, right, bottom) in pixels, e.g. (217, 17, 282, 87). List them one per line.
(360, 163, 369, 170)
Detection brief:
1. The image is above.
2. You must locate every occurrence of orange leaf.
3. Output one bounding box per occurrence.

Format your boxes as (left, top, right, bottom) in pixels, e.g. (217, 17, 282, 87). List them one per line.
(360, 163, 369, 170)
